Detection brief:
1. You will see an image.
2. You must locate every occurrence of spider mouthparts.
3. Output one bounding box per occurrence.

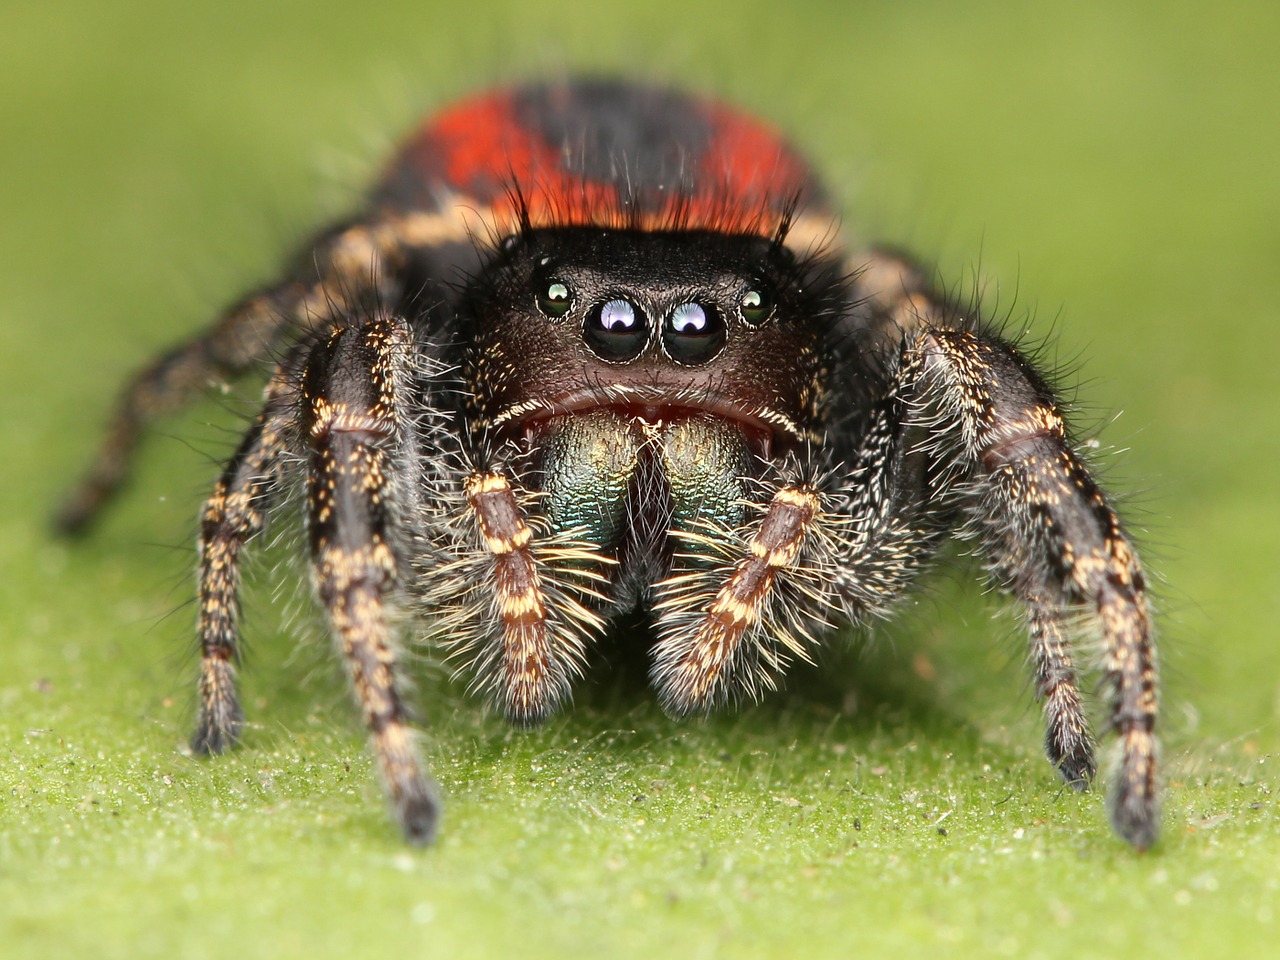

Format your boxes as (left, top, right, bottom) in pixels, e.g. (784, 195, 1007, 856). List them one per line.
(501, 389, 795, 461)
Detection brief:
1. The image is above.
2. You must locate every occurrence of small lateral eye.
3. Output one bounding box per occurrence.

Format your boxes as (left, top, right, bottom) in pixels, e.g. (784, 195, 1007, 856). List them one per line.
(584, 297, 648, 361)
(739, 287, 773, 325)
(537, 280, 572, 318)
(662, 301, 725, 365)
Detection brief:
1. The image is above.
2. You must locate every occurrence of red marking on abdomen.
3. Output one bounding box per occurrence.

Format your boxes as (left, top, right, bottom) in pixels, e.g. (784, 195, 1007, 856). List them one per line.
(386, 86, 818, 237)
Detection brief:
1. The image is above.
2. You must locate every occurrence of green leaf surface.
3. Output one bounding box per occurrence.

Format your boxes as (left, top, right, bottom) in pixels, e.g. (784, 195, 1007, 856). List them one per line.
(2, 1, 1276, 957)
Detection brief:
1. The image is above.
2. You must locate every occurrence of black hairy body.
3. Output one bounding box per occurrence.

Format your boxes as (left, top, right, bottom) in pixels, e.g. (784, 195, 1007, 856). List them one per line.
(59, 79, 1158, 849)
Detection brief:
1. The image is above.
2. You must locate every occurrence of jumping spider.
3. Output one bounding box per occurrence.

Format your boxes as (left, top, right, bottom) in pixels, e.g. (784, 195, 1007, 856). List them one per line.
(59, 79, 1158, 848)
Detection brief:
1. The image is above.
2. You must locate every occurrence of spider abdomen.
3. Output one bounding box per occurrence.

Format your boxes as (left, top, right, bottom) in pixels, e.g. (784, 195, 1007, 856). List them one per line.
(375, 80, 828, 237)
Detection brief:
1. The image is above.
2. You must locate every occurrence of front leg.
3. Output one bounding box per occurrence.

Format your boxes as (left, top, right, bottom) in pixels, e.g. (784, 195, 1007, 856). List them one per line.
(909, 328, 1158, 849)
(301, 313, 440, 844)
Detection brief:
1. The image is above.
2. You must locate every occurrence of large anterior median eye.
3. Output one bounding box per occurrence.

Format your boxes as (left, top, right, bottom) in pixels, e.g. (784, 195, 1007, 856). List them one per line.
(662, 301, 725, 365)
(584, 297, 648, 361)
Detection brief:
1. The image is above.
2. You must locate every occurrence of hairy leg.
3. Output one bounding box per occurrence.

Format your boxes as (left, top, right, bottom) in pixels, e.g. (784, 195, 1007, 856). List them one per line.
(191, 363, 298, 754)
(56, 220, 413, 534)
(908, 328, 1157, 849)
(301, 313, 439, 843)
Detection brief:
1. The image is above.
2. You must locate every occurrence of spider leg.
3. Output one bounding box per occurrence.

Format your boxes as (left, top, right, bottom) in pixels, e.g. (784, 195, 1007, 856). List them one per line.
(848, 247, 952, 346)
(191, 360, 299, 754)
(1025, 604, 1095, 786)
(301, 312, 439, 844)
(55, 219, 416, 535)
(836, 252, 1101, 786)
(907, 328, 1157, 849)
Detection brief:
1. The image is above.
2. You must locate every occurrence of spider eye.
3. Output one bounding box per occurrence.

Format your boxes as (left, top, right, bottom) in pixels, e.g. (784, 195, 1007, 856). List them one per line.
(662, 301, 725, 365)
(739, 287, 773, 325)
(537, 280, 572, 318)
(584, 297, 648, 361)
(669, 302, 710, 334)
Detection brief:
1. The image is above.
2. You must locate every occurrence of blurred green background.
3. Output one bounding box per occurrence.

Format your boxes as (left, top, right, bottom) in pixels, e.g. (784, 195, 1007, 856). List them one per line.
(2, 1, 1276, 957)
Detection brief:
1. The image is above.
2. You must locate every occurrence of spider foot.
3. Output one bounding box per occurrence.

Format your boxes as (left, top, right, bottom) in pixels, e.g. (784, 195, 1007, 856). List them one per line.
(191, 658, 244, 755)
(375, 723, 441, 846)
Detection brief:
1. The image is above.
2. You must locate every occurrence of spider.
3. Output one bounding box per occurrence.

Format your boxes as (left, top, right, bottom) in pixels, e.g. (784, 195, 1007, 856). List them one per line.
(58, 78, 1158, 849)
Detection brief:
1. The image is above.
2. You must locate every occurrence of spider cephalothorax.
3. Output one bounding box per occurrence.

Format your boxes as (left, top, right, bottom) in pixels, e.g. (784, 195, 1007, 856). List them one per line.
(59, 78, 1158, 849)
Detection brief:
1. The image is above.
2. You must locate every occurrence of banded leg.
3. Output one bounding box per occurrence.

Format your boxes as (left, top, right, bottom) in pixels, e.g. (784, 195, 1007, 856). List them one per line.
(1029, 605, 1095, 788)
(192, 368, 296, 754)
(848, 247, 953, 346)
(303, 315, 439, 843)
(910, 328, 1157, 849)
(55, 220, 414, 535)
